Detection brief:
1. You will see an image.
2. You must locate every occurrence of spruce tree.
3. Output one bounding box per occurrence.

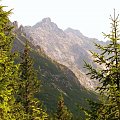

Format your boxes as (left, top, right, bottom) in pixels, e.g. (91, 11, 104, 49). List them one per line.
(0, 5, 22, 119)
(17, 41, 48, 119)
(82, 9, 120, 120)
(54, 94, 73, 120)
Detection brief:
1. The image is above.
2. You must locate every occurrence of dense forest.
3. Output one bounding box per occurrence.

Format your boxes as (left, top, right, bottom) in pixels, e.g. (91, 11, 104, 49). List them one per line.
(0, 3, 120, 120)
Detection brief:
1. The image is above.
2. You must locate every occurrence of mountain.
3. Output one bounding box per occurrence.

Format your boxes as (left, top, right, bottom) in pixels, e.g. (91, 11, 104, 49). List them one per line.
(13, 24, 98, 118)
(22, 18, 105, 90)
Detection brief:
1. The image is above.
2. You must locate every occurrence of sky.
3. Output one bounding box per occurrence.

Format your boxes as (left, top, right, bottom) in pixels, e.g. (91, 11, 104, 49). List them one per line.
(1, 0, 120, 40)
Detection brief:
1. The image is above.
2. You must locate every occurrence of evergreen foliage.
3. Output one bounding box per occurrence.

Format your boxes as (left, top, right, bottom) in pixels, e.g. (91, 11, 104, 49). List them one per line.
(83, 9, 120, 120)
(17, 41, 48, 119)
(54, 94, 73, 120)
(0, 5, 22, 119)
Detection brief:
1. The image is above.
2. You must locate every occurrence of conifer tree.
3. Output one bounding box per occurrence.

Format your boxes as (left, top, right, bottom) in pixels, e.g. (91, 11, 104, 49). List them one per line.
(54, 94, 73, 120)
(17, 41, 48, 119)
(82, 9, 120, 120)
(0, 5, 22, 119)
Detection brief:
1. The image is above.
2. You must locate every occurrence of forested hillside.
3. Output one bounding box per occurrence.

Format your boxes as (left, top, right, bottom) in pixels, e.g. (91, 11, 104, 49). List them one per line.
(13, 25, 97, 118)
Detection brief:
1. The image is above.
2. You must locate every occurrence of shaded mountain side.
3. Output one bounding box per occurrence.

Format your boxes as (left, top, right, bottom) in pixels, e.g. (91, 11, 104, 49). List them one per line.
(13, 28, 98, 117)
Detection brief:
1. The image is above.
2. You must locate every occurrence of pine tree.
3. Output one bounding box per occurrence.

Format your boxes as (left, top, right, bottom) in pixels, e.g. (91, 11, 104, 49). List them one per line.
(17, 41, 48, 119)
(82, 9, 120, 120)
(0, 5, 22, 119)
(54, 94, 73, 120)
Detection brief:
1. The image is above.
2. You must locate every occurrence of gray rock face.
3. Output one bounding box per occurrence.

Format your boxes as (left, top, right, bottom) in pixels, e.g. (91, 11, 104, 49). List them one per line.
(23, 18, 105, 90)
(13, 21, 18, 29)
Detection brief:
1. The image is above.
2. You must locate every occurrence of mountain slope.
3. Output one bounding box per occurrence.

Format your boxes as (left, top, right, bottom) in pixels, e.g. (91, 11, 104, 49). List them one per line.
(23, 18, 105, 90)
(13, 25, 98, 117)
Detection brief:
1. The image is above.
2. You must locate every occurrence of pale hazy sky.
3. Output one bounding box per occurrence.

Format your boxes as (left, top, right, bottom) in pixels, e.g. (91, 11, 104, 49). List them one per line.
(1, 0, 120, 40)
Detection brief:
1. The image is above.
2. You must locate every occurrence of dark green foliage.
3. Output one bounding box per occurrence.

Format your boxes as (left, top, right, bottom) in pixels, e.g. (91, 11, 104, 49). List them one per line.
(83, 10, 120, 120)
(17, 41, 48, 119)
(54, 94, 73, 120)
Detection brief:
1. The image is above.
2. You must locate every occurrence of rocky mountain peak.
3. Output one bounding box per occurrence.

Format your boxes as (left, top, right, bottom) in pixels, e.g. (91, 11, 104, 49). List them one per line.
(23, 18, 106, 90)
(29, 17, 66, 37)
(42, 17, 51, 23)
(13, 21, 18, 30)
(65, 27, 85, 39)
(32, 17, 59, 31)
